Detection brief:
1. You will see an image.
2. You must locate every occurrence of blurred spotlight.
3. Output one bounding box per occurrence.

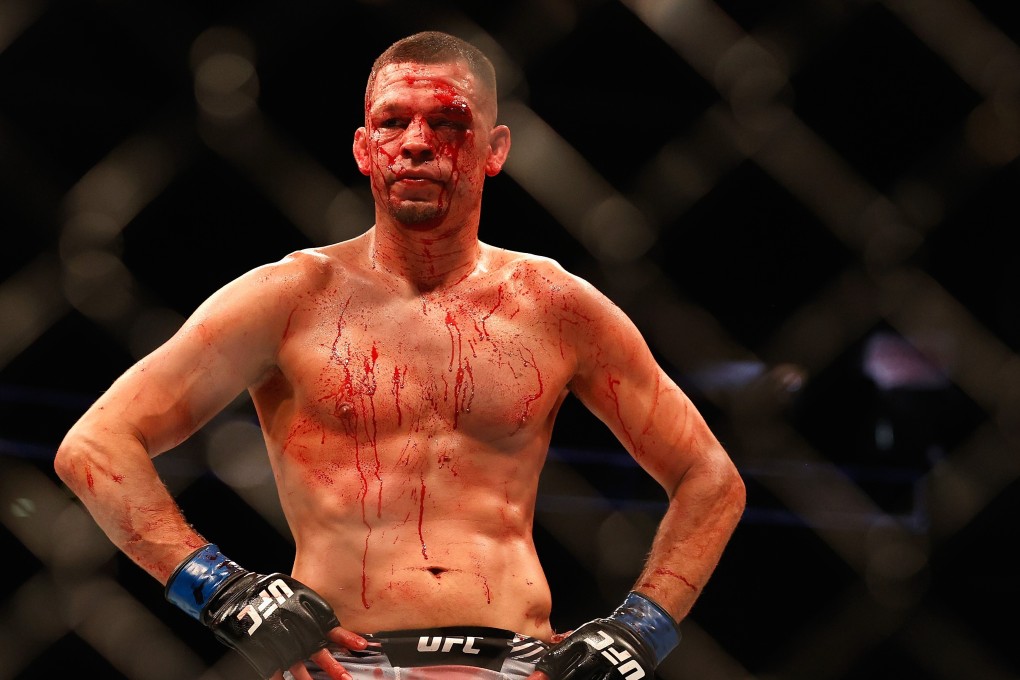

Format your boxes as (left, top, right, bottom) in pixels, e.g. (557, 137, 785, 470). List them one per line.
(596, 510, 656, 579)
(51, 502, 119, 577)
(862, 330, 950, 391)
(207, 418, 272, 490)
(582, 195, 656, 263)
(8, 574, 69, 674)
(714, 36, 791, 127)
(893, 179, 946, 232)
(61, 249, 135, 322)
(60, 210, 123, 252)
(965, 99, 1020, 165)
(191, 27, 260, 120)
(865, 519, 929, 610)
(0, 0, 46, 54)
(9, 496, 34, 518)
(207, 418, 289, 536)
(61, 135, 180, 250)
(689, 360, 807, 415)
(71, 579, 207, 680)
(326, 188, 375, 242)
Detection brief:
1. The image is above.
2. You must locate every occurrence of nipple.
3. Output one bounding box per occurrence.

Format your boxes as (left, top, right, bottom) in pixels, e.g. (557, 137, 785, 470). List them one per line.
(337, 402, 356, 420)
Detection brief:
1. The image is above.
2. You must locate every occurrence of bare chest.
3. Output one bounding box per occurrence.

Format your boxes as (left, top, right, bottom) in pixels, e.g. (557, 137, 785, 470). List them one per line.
(272, 286, 575, 440)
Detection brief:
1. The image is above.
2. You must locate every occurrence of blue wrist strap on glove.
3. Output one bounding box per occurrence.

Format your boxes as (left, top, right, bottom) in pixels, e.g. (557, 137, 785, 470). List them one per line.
(165, 543, 246, 621)
(610, 591, 681, 665)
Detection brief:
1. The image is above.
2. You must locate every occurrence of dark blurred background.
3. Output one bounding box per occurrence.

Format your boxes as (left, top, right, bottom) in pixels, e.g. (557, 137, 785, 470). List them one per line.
(1, 0, 1018, 678)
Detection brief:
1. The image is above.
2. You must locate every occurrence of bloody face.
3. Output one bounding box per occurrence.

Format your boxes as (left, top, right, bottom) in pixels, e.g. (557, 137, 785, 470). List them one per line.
(357, 60, 495, 228)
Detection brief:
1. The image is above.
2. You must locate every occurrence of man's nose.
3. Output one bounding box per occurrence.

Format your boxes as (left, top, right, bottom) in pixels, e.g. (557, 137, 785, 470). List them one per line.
(401, 117, 435, 160)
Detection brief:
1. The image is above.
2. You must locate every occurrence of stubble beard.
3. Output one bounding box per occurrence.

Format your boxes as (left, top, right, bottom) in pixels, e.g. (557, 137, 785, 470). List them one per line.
(388, 199, 446, 226)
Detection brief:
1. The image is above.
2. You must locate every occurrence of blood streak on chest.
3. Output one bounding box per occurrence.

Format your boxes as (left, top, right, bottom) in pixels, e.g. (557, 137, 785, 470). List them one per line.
(516, 346, 544, 430)
(418, 469, 428, 560)
(318, 301, 388, 608)
(477, 283, 504, 340)
(392, 364, 406, 426)
(445, 309, 475, 427)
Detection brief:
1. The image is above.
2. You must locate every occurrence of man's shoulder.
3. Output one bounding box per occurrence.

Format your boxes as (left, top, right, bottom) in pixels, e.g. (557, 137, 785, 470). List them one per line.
(247, 242, 359, 292)
(485, 246, 578, 284)
(493, 249, 606, 299)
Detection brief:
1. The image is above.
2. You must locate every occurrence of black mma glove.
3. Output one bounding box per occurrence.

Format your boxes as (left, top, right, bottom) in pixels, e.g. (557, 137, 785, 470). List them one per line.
(165, 543, 339, 679)
(536, 592, 680, 680)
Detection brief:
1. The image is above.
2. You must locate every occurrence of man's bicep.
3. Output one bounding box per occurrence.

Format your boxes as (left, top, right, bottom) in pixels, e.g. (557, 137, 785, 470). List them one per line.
(98, 275, 286, 455)
(97, 324, 261, 455)
(567, 310, 700, 492)
(573, 351, 703, 493)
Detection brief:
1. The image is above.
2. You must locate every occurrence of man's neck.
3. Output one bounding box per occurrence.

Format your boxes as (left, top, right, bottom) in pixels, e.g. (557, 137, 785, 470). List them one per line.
(369, 221, 483, 293)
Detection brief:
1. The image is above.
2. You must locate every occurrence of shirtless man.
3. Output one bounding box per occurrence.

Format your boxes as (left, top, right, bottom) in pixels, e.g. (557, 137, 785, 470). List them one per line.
(54, 31, 746, 680)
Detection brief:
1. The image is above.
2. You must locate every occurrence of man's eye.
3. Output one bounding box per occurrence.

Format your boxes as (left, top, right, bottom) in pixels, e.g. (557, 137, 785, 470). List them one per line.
(379, 118, 406, 129)
(430, 119, 463, 130)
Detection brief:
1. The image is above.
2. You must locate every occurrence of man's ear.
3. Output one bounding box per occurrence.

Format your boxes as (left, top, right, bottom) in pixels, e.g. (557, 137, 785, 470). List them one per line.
(484, 125, 511, 177)
(353, 127, 371, 176)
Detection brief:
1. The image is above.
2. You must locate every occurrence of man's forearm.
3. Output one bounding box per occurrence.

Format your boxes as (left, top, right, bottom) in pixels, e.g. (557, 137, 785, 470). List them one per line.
(54, 426, 206, 584)
(633, 461, 746, 622)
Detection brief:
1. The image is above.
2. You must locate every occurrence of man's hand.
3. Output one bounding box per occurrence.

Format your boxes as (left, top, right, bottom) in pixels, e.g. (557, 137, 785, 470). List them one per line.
(529, 592, 680, 680)
(166, 544, 367, 680)
(271, 626, 369, 680)
(530, 619, 656, 680)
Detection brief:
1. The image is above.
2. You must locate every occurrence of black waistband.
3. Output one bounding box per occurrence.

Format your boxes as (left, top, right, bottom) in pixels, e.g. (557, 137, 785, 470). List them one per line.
(366, 626, 518, 641)
(356, 626, 548, 670)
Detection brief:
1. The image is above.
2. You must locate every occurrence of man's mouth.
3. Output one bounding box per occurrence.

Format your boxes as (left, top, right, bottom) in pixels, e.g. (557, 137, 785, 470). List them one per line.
(390, 174, 443, 201)
(394, 172, 441, 183)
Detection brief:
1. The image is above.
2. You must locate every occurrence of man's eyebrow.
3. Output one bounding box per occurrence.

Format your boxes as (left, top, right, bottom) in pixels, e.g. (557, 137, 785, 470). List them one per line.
(370, 101, 403, 114)
(370, 101, 430, 114)
(370, 101, 470, 119)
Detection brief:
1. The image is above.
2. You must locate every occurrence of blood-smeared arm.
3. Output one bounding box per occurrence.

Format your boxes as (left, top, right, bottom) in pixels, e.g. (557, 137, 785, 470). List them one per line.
(53, 253, 366, 680)
(531, 273, 745, 679)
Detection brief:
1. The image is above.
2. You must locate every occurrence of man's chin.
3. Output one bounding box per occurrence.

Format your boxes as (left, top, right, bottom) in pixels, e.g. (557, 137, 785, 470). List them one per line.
(390, 202, 446, 227)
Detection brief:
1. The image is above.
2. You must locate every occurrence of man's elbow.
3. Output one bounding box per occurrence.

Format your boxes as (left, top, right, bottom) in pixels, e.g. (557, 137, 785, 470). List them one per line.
(53, 429, 91, 489)
(682, 452, 746, 520)
(53, 421, 116, 493)
(722, 459, 747, 517)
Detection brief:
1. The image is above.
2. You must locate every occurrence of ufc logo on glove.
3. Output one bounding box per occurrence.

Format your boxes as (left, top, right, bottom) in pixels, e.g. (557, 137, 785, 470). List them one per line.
(239, 578, 295, 634)
(587, 630, 646, 680)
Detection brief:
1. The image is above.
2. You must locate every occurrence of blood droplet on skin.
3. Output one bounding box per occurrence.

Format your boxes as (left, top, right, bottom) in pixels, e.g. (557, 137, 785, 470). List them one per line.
(85, 463, 95, 494)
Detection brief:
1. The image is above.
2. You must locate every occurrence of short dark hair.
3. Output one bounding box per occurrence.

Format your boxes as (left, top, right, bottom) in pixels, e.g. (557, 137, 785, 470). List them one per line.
(365, 31, 497, 107)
